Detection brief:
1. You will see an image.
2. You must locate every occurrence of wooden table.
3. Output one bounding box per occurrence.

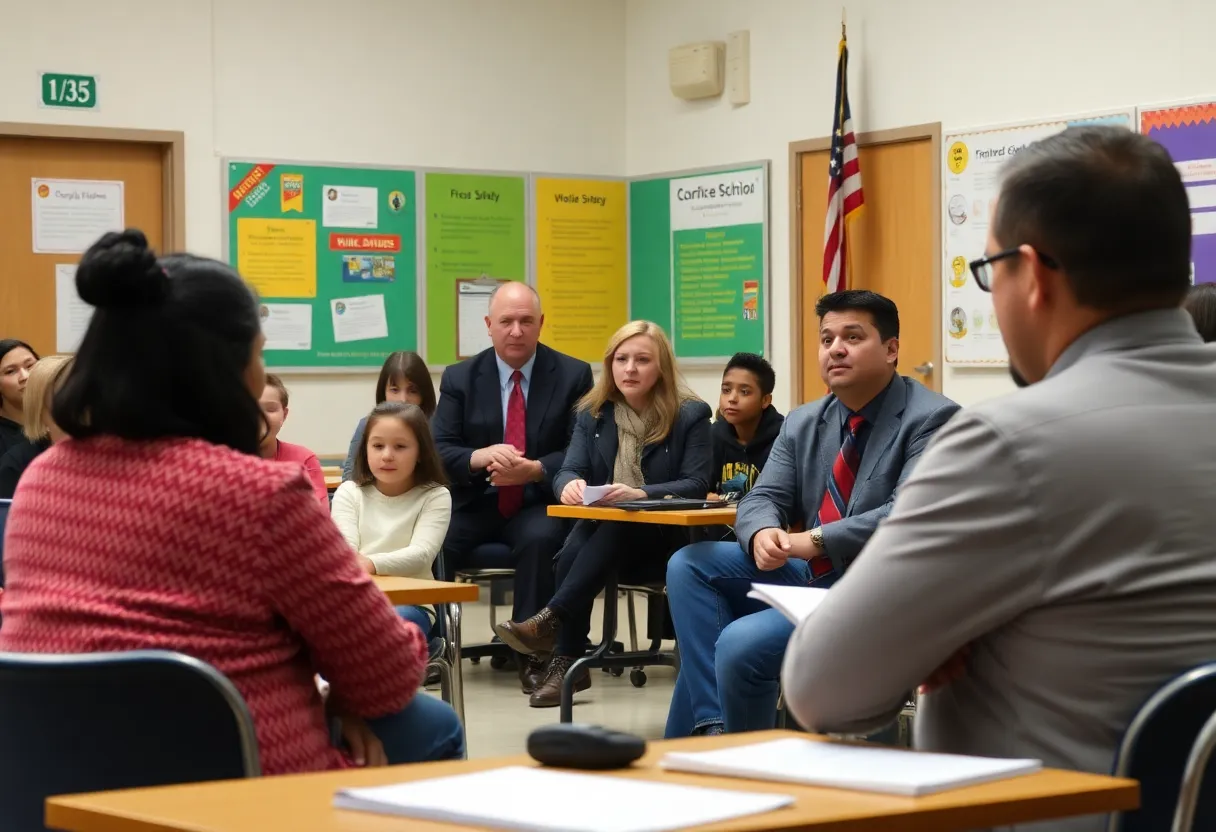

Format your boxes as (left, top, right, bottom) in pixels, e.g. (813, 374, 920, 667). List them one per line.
(46, 730, 1138, 832)
(371, 577, 479, 726)
(547, 503, 737, 526)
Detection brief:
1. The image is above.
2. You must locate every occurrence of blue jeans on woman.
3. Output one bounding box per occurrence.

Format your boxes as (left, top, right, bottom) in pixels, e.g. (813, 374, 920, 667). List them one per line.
(396, 605, 443, 659)
(356, 693, 466, 762)
(664, 540, 811, 737)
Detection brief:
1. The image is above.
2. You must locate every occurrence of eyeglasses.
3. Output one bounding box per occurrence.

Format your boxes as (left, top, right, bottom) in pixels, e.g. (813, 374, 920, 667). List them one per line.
(969, 247, 1060, 292)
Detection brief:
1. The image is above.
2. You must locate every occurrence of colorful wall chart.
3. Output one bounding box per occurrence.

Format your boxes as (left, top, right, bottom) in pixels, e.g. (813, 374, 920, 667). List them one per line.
(424, 172, 527, 366)
(533, 177, 628, 363)
(942, 110, 1133, 365)
(225, 161, 417, 369)
(1140, 101, 1216, 286)
(630, 164, 769, 360)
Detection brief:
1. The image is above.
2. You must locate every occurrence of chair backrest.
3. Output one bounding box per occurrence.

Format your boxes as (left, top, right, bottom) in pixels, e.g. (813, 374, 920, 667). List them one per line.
(0, 497, 11, 588)
(0, 650, 260, 832)
(1109, 663, 1216, 832)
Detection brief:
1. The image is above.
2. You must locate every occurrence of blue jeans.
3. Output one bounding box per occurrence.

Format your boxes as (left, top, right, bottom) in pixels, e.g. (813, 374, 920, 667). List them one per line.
(664, 541, 811, 737)
(396, 605, 444, 660)
(362, 693, 466, 762)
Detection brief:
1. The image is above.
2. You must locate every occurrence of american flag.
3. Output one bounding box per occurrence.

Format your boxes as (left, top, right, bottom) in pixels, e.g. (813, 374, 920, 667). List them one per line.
(823, 34, 864, 294)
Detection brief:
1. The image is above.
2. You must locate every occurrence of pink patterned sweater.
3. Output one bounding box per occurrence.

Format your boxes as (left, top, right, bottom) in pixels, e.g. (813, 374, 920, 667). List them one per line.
(0, 436, 426, 775)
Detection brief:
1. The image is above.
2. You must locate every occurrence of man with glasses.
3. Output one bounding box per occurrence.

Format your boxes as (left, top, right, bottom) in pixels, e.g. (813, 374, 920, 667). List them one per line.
(781, 125, 1216, 832)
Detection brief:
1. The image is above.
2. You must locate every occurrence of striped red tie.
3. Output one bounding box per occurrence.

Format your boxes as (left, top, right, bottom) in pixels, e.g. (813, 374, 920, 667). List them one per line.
(810, 413, 865, 578)
(498, 370, 526, 518)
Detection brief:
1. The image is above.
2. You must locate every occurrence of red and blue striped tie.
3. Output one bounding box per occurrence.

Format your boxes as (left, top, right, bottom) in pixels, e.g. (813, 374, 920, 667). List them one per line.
(810, 413, 865, 578)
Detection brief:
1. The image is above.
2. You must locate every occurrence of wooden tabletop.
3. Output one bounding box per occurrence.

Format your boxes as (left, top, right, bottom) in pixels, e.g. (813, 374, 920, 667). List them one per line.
(47, 731, 1137, 832)
(548, 504, 737, 527)
(371, 576, 479, 606)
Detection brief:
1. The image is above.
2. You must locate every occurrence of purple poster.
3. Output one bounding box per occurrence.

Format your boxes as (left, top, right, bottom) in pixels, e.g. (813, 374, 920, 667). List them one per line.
(1142, 103, 1216, 285)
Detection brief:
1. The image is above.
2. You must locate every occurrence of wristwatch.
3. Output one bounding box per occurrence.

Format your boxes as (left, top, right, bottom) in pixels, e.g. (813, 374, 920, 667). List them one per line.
(810, 526, 825, 551)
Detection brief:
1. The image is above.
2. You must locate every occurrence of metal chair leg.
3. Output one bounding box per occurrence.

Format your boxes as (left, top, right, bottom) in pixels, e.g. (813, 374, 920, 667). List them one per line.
(626, 591, 639, 653)
(561, 580, 619, 723)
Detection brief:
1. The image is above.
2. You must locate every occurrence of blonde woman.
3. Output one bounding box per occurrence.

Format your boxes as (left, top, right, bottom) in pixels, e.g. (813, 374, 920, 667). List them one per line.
(0, 354, 72, 499)
(495, 321, 712, 707)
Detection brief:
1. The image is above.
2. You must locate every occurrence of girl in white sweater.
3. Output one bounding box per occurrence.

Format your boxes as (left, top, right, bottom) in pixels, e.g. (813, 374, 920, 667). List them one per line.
(331, 402, 452, 643)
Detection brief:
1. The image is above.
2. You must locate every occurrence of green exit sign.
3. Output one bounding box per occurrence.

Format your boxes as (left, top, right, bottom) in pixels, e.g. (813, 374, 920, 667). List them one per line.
(40, 72, 98, 110)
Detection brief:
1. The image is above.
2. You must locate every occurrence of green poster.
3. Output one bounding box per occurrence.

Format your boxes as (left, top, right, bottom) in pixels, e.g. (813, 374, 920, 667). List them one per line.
(672, 224, 764, 356)
(425, 172, 527, 365)
(668, 168, 766, 357)
(226, 161, 417, 368)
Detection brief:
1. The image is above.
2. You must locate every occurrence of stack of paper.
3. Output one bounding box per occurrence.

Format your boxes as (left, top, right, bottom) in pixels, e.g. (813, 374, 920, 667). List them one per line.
(582, 484, 614, 505)
(746, 583, 830, 624)
(661, 738, 1042, 797)
(334, 766, 795, 831)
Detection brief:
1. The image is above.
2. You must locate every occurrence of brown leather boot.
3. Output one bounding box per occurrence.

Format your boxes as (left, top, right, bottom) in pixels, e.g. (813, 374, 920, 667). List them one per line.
(494, 607, 559, 655)
(518, 652, 548, 695)
(528, 655, 591, 708)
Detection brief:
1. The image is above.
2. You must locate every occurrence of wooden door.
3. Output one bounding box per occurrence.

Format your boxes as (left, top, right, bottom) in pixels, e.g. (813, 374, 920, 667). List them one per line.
(0, 136, 167, 356)
(796, 131, 940, 402)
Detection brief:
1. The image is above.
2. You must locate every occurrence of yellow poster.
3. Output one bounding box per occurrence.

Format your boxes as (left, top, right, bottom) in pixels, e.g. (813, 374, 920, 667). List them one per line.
(534, 177, 628, 362)
(236, 218, 317, 298)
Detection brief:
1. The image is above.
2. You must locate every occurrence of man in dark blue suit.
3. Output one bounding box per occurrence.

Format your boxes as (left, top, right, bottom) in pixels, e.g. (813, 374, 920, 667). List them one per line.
(664, 290, 960, 737)
(432, 282, 593, 694)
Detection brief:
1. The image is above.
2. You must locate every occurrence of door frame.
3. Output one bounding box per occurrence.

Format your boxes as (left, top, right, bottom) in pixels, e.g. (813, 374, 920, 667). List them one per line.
(0, 122, 187, 250)
(788, 123, 942, 403)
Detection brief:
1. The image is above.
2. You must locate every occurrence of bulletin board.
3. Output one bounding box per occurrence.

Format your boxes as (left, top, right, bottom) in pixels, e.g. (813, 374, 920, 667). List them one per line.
(224, 159, 418, 370)
(941, 109, 1133, 366)
(1139, 100, 1216, 286)
(628, 162, 770, 362)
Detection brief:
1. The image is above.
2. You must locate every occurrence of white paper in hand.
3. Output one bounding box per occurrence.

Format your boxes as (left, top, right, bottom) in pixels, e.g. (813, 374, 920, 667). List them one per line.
(746, 583, 830, 624)
(582, 484, 614, 505)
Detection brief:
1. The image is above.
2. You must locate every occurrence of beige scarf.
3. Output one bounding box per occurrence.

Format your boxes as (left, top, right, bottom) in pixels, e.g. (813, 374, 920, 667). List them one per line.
(613, 403, 655, 488)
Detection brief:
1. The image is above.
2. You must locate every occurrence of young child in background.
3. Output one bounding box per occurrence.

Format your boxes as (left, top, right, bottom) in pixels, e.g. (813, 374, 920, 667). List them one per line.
(258, 374, 328, 505)
(331, 401, 451, 652)
(710, 353, 784, 500)
(342, 351, 435, 481)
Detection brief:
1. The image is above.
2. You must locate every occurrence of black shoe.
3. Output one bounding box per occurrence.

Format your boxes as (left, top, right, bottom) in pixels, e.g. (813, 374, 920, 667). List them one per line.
(529, 655, 591, 708)
(693, 722, 725, 736)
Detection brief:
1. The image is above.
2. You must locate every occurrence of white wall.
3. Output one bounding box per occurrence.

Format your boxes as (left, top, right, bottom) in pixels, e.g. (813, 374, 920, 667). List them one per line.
(1, 0, 625, 454)
(624, 0, 1216, 409)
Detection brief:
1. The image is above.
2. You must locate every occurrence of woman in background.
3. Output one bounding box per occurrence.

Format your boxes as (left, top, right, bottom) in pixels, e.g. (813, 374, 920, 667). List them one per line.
(259, 373, 328, 505)
(1184, 282, 1216, 342)
(0, 339, 39, 456)
(0, 229, 463, 772)
(0, 355, 72, 499)
(494, 320, 712, 707)
(342, 351, 435, 481)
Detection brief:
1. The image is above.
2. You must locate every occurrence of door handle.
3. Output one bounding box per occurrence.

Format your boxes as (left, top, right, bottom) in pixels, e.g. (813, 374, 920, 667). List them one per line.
(913, 362, 934, 375)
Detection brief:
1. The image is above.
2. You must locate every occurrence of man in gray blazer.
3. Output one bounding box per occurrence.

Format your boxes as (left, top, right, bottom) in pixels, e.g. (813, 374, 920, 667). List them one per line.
(783, 126, 1216, 832)
(664, 290, 959, 738)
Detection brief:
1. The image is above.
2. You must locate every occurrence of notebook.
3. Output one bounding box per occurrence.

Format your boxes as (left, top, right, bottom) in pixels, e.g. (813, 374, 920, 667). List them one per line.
(661, 738, 1042, 797)
(333, 765, 795, 832)
(746, 583, 830, 624)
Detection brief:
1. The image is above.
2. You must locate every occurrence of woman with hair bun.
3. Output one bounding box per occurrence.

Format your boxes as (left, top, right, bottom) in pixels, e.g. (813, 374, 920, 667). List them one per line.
(0, 230, 463, 773)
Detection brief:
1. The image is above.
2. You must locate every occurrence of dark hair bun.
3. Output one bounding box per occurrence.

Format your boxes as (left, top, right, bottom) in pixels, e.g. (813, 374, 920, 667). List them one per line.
(76, 229, 169, 309)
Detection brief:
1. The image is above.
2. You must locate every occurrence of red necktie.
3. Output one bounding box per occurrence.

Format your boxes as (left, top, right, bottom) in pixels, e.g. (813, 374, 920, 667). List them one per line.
(810, 413, 865, 578)
(498, 369, 526, 517)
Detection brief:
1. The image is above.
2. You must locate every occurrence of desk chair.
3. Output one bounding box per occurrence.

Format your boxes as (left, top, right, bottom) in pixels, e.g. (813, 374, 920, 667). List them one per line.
(560, 571, 678, 723)
(447, 542, 515, 667)
(1109, 662, 1216, 832)
(0, 650, 259, 832)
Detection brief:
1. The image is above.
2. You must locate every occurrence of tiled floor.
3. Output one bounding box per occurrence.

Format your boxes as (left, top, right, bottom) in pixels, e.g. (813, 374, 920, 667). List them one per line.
(434, 592, 677, 759)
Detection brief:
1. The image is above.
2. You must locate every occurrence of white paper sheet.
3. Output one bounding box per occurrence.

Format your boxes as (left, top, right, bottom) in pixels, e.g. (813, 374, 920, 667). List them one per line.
(661, 738, 1042, 797)
(322, 185, 378, 229)
(582, 484, 614, 505)
(334, 766, 794, 832)
(54, 264, 93, 352)
(457, 281, 496, 358)
(259, 303, 312, 351)
(331, 295, 388, 343)
(746, 583, 830, 625)
(32, 178, 124, 254)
